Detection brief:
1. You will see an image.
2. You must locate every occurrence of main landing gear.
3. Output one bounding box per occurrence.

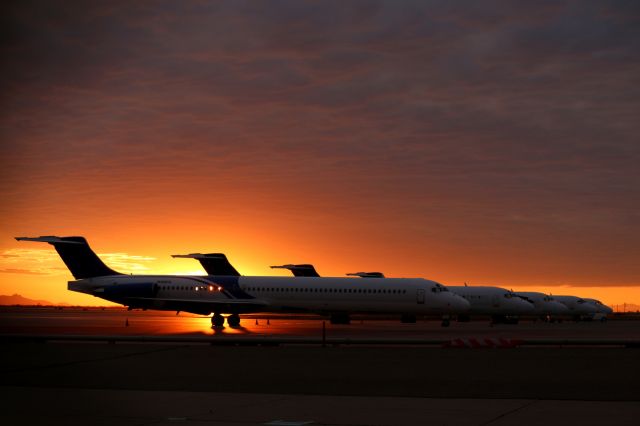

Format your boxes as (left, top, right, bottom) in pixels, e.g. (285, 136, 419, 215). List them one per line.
(211, 313, 241, 328)
(227, 313, 241, 327)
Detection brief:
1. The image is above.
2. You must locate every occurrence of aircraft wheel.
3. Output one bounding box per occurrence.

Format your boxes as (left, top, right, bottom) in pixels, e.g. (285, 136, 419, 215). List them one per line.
(441, 319, 450, 327)
(211, 313, 225, 328)
(227, 314, 241, 327)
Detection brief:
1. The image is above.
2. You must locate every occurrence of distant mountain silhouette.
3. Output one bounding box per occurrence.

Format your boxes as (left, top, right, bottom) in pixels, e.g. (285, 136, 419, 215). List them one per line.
(0, 294, 64, 306)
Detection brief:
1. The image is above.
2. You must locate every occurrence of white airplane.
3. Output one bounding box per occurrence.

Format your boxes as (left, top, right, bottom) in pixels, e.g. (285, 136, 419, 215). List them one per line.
(514, 291, 570, 320)
(16, 236, 470, 327)
(448, 285, 535, 323)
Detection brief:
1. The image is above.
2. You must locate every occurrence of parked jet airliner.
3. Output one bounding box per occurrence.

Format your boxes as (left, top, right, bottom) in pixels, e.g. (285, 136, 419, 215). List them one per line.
(16, 236, 470, 327)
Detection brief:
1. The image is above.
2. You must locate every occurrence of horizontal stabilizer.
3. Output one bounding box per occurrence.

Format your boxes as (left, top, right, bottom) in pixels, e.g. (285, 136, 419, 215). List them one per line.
(172, 252, 240, 276)
(171, 253, 225, 259)
(271, 264, 320, 277)
(346, 272, 385, 278)
(16, 236, 84, 244)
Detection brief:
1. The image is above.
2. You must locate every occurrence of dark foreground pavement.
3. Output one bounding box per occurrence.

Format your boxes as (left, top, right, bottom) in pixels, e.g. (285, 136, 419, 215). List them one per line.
(2, 386, 639, 426)
(1, 342, 639, 425)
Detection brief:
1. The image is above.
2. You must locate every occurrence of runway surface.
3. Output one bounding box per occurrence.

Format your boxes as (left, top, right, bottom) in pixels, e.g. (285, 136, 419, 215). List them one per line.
(2, 307, 639, 425)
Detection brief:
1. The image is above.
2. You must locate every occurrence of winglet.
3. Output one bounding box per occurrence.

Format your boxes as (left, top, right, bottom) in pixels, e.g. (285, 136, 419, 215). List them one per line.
(171, 253, 221, 259)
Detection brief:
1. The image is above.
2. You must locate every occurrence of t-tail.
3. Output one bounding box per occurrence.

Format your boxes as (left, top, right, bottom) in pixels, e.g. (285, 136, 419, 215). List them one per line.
(15, 236, 122, 279)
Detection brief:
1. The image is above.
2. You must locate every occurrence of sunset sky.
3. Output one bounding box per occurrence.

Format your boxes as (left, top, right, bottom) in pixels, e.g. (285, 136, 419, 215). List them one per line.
(1, 1, 639, 307)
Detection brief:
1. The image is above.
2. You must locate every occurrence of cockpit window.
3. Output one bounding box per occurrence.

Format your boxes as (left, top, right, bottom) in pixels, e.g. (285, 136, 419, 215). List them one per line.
(577, 299, 585, 304)
(504, 293, 513, 299)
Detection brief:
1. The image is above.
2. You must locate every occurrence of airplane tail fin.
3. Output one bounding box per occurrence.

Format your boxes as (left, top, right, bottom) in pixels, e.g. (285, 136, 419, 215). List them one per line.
(172, 253, 241, 276)
(15, 236, 122, 279)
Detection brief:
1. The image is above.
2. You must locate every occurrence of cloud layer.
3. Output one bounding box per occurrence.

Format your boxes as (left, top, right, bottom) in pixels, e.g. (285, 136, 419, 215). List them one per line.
(1, 1, 639, 289)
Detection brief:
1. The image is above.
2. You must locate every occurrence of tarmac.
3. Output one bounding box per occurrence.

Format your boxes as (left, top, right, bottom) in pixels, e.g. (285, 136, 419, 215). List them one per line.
(1, 308, 639, 425)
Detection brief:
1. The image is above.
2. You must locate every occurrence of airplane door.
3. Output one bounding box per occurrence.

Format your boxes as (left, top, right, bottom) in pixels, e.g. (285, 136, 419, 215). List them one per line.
(417, 289, 425, 304)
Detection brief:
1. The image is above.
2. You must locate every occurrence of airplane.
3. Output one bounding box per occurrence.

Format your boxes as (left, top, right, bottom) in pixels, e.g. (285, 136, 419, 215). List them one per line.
(513, 291, 570, 321)
(447, 285, 535, 323)
(16, 236, 470, 327)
